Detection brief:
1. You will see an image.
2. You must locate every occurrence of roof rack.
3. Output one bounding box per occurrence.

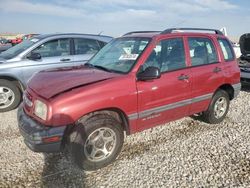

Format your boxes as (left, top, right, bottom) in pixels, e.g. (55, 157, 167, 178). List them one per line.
(123, 31, 160, 36)
(161, 28, 223, 35)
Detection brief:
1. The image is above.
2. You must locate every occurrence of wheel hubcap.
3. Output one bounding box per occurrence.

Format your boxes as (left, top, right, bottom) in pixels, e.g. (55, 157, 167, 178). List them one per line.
(84, 127, 117, 162)
(0, 87, 15, 109)
(214, 97, 227, 119)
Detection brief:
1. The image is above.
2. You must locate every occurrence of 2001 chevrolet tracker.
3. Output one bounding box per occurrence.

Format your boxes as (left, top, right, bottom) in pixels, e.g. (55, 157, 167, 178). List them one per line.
(18, 28, 241, 170)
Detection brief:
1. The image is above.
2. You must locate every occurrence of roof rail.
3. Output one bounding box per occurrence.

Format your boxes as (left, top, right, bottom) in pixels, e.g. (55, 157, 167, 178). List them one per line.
(123, 31, 160, 36)
(161, 28, 224, 35)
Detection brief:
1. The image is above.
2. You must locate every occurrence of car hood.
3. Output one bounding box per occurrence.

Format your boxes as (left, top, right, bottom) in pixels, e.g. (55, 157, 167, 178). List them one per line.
(28, 66, 121, 99)
(240, 33, 250, 55)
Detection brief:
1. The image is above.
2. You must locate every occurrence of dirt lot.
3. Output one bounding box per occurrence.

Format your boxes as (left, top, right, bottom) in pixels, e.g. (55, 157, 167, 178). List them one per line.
(0, 88, 250, 187)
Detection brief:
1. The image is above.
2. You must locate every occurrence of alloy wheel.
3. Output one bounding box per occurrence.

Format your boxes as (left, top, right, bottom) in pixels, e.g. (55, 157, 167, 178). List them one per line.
(0, 87, 15, 109)
(84, 127, 117, 162)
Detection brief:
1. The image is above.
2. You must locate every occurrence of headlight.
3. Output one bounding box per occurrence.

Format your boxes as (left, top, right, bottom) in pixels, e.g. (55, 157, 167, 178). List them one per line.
(34, 100, 47, 120)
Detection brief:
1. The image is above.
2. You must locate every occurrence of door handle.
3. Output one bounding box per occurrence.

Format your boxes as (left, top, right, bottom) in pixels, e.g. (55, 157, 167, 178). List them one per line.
(213, 67, 222, 73)
(178, 74, 189, 81)
(60, 58, 71, 62)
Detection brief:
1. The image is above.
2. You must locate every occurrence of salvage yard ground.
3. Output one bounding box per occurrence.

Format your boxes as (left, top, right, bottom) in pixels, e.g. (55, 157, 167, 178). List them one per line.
(0, 88, 250, 187)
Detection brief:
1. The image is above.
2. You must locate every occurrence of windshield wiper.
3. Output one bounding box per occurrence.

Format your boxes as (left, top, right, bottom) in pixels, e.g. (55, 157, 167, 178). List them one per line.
(84, 62, 94, 67)
(93, 65, 114, 72)
(85, 63, 113, 72)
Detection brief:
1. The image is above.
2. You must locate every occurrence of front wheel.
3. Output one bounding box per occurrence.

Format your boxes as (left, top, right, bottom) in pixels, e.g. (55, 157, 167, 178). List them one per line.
(69, 114, 124, 171)
(0, 79, 21, 112)
(201, 90, 230, 124)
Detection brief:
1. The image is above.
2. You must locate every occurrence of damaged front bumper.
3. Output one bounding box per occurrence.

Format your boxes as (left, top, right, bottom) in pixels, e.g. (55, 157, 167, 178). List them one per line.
(17, 106, 67, 153)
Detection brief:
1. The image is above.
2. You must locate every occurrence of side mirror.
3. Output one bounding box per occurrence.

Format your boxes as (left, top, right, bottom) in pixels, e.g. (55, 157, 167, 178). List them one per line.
(137, 66, 161, 81)
(27, 52, 41, 60)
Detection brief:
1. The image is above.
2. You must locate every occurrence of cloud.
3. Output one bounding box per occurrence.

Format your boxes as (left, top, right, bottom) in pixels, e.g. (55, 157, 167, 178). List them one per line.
(0, 0, 238, 18)
(194, 0, 238, 10)
(0, 0, 242, 37)
(0, 0, 86, 17)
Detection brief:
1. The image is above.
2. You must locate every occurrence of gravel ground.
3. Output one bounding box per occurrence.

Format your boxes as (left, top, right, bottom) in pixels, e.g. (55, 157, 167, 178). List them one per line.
(0, 88, 250, 187)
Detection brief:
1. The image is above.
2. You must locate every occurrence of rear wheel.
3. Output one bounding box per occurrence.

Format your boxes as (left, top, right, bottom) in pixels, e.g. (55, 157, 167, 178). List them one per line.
(0, 79, 21, 112)
(69, 114, 124, 171)
(201, 90, 230, 124)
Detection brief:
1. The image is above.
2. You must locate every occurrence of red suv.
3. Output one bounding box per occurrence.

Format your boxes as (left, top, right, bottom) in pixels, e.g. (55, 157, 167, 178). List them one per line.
(18, 28, 240, 170)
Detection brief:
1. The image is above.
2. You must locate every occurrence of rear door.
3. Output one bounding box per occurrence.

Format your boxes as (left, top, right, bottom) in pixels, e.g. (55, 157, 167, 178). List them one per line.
(73, 38, 102, 66)
(217, 38, 241, 83)
(136, 37, 192, 131)
(187, 36, 225, 115)
(21, 38, 74, 84)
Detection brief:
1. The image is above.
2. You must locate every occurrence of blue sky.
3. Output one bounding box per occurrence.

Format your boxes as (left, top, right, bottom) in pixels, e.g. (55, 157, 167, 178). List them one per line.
(0, 0, 249, 40)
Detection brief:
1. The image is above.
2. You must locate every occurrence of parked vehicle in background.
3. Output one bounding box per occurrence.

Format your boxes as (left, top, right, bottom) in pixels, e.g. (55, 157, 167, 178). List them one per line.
(0, 33, 113, 112)
(22, 34, 39, 41)
(0, 38, 8, 44)
(10, 37, 22, 46)
(8, 34, 41, 46)
(18, 28, 240, 171)
(238, 33, 250, 85)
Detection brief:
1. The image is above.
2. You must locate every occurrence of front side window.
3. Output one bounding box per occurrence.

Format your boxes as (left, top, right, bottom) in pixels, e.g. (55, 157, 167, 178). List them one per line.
(218, 38, 234, 61)
(74, 38, 100, 55)
(87, 37, 150, 73)
(142, 38, 186, 73)
(32, 38, 70, 58)
(188, 37, 218, 66)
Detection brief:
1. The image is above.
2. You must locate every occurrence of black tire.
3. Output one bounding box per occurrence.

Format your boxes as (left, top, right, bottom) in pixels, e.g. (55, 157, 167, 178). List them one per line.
(189, 113, 203, 121)
(69, 114, 124, 171)
(0, 79, 21, 112)
(200, 89, 230, 124)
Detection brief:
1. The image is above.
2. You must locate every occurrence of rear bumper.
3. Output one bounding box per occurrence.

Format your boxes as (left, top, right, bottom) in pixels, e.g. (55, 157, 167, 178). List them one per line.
(17, 106, 67, 153)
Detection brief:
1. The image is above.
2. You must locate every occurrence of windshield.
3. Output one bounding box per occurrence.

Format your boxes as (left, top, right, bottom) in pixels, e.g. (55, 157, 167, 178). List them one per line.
(87, 37, 150, 73)
(0, 38, 38, 59)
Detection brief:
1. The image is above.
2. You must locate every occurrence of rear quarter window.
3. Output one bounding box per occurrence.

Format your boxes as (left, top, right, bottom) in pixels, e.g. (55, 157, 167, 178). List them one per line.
(218, 38, 235, 61)
(97, 41, 106, 48)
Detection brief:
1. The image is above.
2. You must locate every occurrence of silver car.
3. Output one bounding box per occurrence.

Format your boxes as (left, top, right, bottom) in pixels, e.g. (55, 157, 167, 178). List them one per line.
(0, 33, 113, 112)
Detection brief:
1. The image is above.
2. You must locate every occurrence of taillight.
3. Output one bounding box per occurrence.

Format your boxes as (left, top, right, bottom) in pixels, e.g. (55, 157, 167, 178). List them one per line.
(24, 92, 33, 108)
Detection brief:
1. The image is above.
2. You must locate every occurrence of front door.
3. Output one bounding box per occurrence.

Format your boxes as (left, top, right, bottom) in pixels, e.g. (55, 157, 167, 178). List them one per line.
(136, 37, 192, 131)
(21, 38, 74, 85)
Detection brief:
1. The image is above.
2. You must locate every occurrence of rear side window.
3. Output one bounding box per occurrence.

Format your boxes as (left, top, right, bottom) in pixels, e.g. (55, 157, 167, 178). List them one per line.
(218, 38, 235, 61)
(74, 38, 100, 55)
(32, 38, 70, 58)
(188, 37, 218, 66)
